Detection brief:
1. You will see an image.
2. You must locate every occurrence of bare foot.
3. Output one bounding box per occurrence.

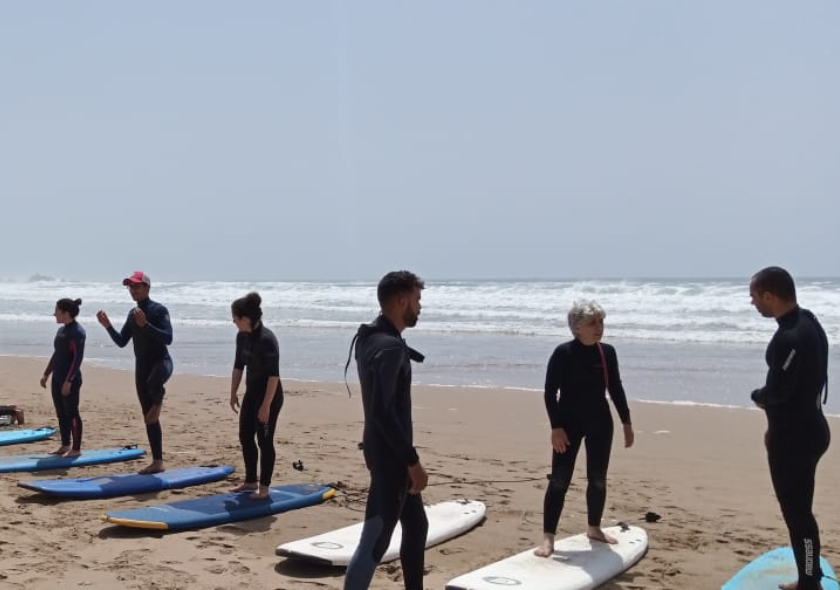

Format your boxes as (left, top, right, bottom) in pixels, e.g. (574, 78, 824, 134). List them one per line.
(587, 527, 618, 544)
(62, 449, 81, 458)
(534, 533, 555, 557)
(249, 488, 270, 500)
(139, 461, 165, 475)
(50, 446, 71, 455)
(232, 482, 259, 493)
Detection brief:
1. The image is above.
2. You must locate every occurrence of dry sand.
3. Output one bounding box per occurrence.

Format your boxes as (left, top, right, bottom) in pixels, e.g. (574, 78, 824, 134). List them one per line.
(1, 355, 838, 589)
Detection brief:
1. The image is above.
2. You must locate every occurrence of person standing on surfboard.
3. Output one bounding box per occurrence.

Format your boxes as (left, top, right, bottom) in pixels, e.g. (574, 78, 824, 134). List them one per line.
(344, 270, 429, 590)
(536, 299, 634, 557)
(40, 297, 86, 457)
(749, 266, 830, 590)
(229, 292, 284, 500)
(96, 271, 173, 475)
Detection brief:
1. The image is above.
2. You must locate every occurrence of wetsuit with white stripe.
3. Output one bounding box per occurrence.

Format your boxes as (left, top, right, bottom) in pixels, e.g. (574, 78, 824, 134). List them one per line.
(752, 306, 830, 590)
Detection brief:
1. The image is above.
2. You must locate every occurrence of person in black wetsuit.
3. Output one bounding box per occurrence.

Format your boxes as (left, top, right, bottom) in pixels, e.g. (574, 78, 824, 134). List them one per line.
(229, 292, 284, 500)
(535, 299, 634, 558)
(344, 270, 429, 590)
(96, 271, 173, 474)
(749, 266, 830, 590)
(40, 297, 86, 457)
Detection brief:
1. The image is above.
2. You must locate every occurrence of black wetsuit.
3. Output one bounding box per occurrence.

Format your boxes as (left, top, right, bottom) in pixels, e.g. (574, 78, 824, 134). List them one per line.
(45, 321, 86, 450)
(233, 322, 284, 487)
(344, 315, 428, 590)
(106, 298, 173, 461)
(542, 339, 631, 533)
(751, 306, 830, 590)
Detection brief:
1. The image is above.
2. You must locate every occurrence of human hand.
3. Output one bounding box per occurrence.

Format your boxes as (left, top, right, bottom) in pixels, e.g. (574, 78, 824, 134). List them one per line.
(133, 308, 148, 327)
(61, 382, 71, 396)
(39, 375, 47, 389)
(551, 428, 570, 453)
(257, 403, 270, 424)
(96, 310, 111, 329)
(623, 423, 635, 448)
(230, 393, 240, 414)
(408, 461, 428, 494)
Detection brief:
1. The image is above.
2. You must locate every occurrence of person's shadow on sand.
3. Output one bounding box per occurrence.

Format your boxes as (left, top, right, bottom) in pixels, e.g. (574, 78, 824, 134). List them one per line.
(274, 559, 344, 580)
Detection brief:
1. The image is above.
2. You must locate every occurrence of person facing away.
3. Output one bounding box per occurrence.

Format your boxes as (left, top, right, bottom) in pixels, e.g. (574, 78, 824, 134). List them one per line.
(229, 292, 284, 500)
(96, 271, 173, 474)
(344, 270, 429, 590)
(39, 298, 86, 457)
(536, 299, 634, 558)
(749, 266, 830, 590)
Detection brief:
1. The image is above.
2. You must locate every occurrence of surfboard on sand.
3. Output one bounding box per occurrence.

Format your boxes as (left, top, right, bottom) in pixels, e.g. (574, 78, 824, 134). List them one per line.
(722, 546, 840, 589)
(102, 483, 336, 530)
(0, 426, 55, 446)
(18, 464, 235, 499)
(0, 445, 145, 473)
(276, 499, 486, 566)
(445, 524, 648, 590)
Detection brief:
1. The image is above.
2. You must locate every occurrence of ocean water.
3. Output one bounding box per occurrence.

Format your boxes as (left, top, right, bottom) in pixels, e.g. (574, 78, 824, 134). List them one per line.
(1, 278, 839, 414)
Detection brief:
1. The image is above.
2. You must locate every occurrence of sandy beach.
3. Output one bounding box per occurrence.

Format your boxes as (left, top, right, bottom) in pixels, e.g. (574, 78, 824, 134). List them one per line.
(0, 355, 838, 589)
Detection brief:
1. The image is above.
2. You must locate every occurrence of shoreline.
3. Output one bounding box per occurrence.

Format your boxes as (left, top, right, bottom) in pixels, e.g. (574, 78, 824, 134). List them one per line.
(1, 355, 839, 589)
(4, 351, 821, 416)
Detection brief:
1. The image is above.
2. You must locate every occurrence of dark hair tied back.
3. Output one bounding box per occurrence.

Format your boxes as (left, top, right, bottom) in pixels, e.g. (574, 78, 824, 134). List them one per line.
(231, 291, 263, 326)
(56, 298, 83, 318)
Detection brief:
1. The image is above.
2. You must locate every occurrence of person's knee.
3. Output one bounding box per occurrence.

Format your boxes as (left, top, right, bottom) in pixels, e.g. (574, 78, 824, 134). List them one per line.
(547, 473, 572, 494)
(588, 475, 607, 493)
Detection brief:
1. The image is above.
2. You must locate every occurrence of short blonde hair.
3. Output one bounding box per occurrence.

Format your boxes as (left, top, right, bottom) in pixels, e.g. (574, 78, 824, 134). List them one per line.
(567, 299, 606, 335)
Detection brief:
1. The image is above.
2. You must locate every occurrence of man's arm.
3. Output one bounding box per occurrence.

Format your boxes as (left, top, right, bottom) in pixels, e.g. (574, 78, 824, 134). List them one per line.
(370, 345, 419, 466)
(752, 333, 798, 407)
(144, 304, 173, 345)
(106, 313, 133, 348)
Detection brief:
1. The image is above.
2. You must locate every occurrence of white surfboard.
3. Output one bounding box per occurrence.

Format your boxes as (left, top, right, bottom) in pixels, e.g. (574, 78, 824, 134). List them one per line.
(445, 524, 647, 590)
(276, 499, 486, 566)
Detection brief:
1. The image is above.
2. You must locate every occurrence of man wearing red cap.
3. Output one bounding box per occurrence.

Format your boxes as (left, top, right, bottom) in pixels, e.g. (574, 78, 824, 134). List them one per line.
(96, 271, 174, 474)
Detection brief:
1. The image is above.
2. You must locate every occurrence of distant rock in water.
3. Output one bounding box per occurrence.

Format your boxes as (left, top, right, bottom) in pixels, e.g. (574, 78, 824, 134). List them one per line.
(27, 273, 57, 282)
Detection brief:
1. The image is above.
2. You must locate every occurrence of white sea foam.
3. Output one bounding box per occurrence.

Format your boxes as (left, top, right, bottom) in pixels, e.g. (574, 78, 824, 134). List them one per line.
(3, 278, 838, 344)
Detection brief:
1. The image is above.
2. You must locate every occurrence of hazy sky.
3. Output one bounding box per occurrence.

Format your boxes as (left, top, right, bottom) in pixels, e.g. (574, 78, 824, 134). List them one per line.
(1, 2, 837, 281)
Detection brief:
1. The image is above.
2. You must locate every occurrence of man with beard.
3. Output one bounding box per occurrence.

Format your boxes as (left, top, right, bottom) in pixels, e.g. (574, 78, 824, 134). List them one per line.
(344, 270, 429, 590)
(750, 266, 830, 590)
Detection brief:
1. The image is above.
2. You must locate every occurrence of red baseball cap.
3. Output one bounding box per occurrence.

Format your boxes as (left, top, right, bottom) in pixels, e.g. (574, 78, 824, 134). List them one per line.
(122, 271, 151, 287)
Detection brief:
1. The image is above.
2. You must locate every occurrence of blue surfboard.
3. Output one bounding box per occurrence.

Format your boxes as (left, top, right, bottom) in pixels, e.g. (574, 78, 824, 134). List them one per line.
(0, 446, 145, 473)
(722, 546, 840, 589)
(18, 464, 235, 498)
(102, 483, 336, 530)
(0, 426, 56, 446)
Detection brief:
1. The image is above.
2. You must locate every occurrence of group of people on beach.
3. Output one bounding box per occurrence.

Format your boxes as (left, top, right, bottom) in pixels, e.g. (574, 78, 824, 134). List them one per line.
(37, 271, 283, 496)
(343, 266, 830, 590)
(31, 265, 830, 590)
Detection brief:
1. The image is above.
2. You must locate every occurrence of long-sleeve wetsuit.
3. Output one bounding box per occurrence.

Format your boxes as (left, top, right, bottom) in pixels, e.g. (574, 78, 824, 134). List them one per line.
(233, 322, 284, 487)
(751, 306, 830, 590)
(106, 298, 173, 461)
(542, 339, 631, 532)
(344, 315, 428, 590)
(45, 321, 86, 449)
